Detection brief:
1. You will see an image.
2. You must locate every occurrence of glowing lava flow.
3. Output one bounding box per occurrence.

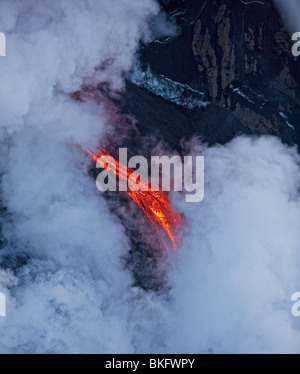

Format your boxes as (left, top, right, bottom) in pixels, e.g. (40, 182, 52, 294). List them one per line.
(86, 148, 182, 251)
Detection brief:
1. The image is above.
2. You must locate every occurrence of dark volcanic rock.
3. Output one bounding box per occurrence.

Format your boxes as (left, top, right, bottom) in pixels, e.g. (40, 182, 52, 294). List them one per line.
(191, 0, 300, 144)
(136, 0, 300, 147)
(124, 81, 250, 150)
(142, 0, 203, 89)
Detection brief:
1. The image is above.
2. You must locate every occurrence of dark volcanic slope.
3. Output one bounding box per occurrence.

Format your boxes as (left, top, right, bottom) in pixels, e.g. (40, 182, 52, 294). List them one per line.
(130, 0, 300, 148)
(125, 81, 251, 150)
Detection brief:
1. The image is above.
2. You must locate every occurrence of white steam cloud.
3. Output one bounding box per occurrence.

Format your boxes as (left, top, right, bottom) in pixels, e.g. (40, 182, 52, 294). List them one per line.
(274, 0, 300, 34)
(169, 136, 300, 354)
(0, 0, 300, 354)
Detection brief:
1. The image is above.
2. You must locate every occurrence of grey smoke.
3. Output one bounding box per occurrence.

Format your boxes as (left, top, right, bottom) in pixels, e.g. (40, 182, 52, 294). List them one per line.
(169, 136, 300, 353)
(0, 0, 162, 353)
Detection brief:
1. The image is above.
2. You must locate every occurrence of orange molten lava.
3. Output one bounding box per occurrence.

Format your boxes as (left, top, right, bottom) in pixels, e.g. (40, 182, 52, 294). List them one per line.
(86, 148, 182, 251)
